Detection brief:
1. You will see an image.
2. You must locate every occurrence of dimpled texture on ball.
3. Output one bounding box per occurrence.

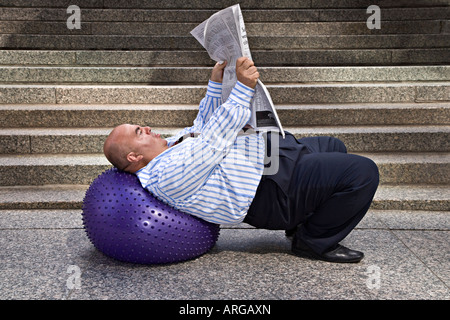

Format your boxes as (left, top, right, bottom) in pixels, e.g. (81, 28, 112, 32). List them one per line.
(82, 168, 220, 264)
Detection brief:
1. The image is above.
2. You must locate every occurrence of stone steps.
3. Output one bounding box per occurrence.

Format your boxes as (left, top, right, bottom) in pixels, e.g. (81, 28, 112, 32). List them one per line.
(1, 82, 448, 104)
(0, 152, 448, 186)
(0, 1, 448, 214)
(2, 35, 449, 56)
(1, 20, 446, 36)
(1, 48, 449, 66)
(1, 126, 449, 154)
(1, 0, 447, 9)
(0, 184, 448, 211)
(1, 65, 449, 83)
(1, 103, 449, 128)
(1, 0, 447, 65)
(0, 185, 88, 210)
(1, 7, 448, 22)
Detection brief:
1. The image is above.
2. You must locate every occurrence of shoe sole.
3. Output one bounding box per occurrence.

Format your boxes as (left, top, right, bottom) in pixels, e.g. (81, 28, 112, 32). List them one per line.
(291, 246, 364, 263)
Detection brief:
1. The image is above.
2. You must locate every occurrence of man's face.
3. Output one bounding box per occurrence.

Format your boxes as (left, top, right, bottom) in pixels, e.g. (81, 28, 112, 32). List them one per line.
(116, 124, 168, 163)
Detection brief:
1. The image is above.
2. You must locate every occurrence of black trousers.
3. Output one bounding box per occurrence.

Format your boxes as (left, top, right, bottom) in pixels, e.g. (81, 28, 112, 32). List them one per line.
(244, 132, 379, 254)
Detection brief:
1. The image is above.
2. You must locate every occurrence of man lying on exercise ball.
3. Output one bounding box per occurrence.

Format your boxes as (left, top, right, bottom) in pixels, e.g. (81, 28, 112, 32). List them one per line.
(103, 57, 379, 263)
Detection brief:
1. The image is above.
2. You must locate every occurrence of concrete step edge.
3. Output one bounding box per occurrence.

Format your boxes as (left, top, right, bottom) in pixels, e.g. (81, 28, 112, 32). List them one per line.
(1, 65, 449, 83)
(0, 184, 448, 211)
(1, 48, 449, 66)
(2, 125, 449, 135)
(0, 152, 448, 166)
(1, 0, 447, 9)
(2, 82, 448, 88)
(2, 103, 448, 128)
(1, 7, 448, 23)
(1, 20, 445, 36)
(2, 102, 449, 110)
(1, 82, 448, 104)
(1, 126, 449, 154)
(0, 152, 448, 186)
(2, 34, 449, 50)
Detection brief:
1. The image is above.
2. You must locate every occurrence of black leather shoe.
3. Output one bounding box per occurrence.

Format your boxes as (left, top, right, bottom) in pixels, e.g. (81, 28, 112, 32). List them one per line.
(292, 236, 364, 263)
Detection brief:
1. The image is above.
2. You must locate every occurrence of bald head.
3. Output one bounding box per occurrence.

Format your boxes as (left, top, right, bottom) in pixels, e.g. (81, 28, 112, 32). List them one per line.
(103, 125, 132, 171)
(103, 124, 169, 173)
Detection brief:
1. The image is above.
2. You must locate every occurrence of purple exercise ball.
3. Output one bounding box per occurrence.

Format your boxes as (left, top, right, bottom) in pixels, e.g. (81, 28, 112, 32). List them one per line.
(82, 168, 220, 264)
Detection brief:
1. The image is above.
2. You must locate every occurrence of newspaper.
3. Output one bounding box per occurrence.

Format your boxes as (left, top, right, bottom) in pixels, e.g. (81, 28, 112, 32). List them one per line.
(190, 4, 285, 138)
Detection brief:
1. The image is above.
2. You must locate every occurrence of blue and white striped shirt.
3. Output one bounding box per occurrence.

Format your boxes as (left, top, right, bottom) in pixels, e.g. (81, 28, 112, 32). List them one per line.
(136, 80, 265, 225)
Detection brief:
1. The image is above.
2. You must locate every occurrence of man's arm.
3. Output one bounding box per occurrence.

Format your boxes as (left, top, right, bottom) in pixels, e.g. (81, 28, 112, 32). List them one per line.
(139, 58, 259, 202)
(199, 57, 258, 151)
(147, 80, 255, 202)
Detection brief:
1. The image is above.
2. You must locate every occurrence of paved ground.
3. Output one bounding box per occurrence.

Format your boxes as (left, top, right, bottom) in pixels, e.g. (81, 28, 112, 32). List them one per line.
(0, 209, 448, 300)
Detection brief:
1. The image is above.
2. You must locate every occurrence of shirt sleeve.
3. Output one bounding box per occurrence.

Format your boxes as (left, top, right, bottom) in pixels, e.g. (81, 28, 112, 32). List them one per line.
(166, 80, 223, 147)
(146, 81, 256, 202)
(199, 81, 255, 152)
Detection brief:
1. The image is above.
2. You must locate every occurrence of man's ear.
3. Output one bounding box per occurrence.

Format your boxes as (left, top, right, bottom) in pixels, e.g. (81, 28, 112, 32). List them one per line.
(126, 152, 143, 163)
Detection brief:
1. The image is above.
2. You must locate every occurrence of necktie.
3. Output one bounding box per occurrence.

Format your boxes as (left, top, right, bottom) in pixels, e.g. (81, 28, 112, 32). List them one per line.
(171, 127, 259, 147)
(172, 132, 200, 146)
